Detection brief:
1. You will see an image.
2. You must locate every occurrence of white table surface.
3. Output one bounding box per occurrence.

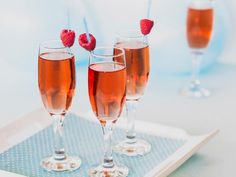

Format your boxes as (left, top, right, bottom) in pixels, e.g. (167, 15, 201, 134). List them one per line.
(140, 63, 236, 177)
(0, 62, 235, 177)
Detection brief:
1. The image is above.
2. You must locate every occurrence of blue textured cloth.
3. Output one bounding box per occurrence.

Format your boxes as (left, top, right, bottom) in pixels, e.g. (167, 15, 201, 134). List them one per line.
(0, 114, 186, 177)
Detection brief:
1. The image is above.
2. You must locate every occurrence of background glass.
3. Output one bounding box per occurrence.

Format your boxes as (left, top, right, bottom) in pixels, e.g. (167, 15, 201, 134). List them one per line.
(180, 0, 214, 98)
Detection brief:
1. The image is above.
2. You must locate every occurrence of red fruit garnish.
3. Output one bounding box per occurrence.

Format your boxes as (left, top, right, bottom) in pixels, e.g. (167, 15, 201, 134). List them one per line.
(140, 19, 154, 35)
(78, 33, 96, 52)
(60, 29, 75, 47)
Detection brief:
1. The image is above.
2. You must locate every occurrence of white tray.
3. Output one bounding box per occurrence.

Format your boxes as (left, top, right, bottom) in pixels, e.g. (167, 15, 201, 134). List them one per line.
(0, 109, 219, 177)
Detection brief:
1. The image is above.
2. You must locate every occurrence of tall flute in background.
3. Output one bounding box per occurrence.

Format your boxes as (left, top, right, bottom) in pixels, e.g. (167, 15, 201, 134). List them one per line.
(113, 31, 151, 156)
(88, 47, 128, 177)
(38, 40, 81, 171)
(181, 0, 214, 98)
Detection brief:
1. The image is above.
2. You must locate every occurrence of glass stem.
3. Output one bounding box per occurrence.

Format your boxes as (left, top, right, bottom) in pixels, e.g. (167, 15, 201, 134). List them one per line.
(191, 52, 202, 89)
(102, 121, 114, 168)
(126, 100, 138, 143)
(52, 114, 66, 161)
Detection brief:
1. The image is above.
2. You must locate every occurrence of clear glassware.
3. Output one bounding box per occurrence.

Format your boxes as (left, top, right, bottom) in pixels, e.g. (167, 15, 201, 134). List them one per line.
(38, 40, 81, 171)
(180, 0, 214, 98)
(88, 47, 129, 177)
(113, 30, 151, 156)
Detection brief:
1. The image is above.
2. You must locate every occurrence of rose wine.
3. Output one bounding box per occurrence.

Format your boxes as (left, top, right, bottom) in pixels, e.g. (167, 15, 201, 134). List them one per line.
(187, 7, 213, 49)
(115, 41, 149, 100)
(88, 62, 126, 123)
(38, 52, 75, 115)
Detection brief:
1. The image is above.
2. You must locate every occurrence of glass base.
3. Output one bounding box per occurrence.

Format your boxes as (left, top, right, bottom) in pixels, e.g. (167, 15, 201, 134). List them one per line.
(113, 139, 151, 156)
(41, 155, 82, 172)
(88, 164, 129, 177)
(180, 86, 211, 98)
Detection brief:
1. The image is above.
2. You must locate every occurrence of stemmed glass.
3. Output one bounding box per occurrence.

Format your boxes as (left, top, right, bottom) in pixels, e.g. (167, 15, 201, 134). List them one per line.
(113, 30, 151, 156)
(38, 40, 81, 171)
(181, 0, 214, 98)
(88, 47, 129, 177)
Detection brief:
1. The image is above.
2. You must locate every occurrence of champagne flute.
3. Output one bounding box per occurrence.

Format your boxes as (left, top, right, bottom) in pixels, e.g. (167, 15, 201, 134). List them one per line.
(181, 0, 214, 98)
(88, 47, 128, 177)
(38, 40, 81, 171)
(113, 30, 151, 156)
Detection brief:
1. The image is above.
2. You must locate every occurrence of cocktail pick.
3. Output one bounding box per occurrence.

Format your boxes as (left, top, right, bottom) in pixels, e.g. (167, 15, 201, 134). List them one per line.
(147, 0, 152, 19)
(83, 17, 91, 43)
(67, 6, 70, 30)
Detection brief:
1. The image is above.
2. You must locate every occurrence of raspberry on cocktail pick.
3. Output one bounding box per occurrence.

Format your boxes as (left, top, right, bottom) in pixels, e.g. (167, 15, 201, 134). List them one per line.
(78, 33, 96, 52)
(60, 29, 76, 47)
(78, 17, 96, 52)
(140, 19, 154, 35)
(140, 0, 154, 36)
